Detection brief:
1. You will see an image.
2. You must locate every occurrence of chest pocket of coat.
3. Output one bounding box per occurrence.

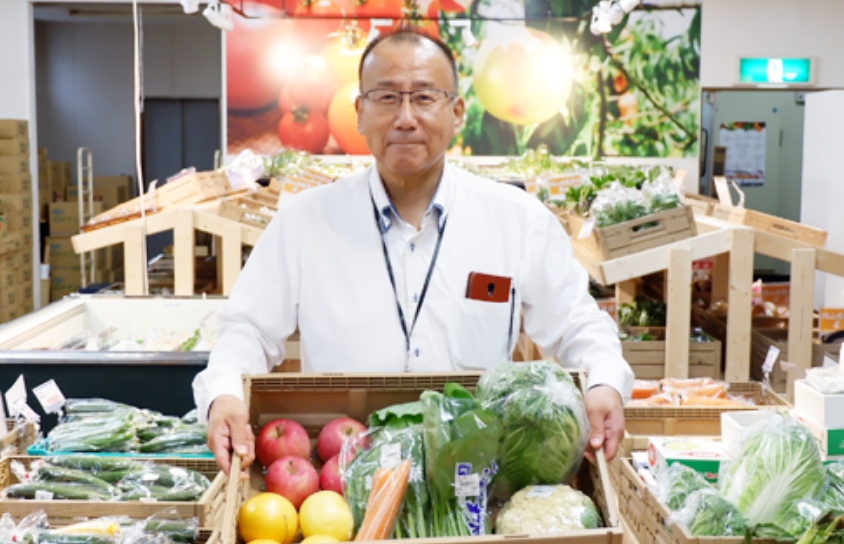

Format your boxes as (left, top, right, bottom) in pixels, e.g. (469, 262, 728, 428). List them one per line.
(450, 296, 511, 370)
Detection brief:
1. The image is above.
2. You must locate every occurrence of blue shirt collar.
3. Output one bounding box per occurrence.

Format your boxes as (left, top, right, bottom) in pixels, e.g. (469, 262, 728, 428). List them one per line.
(368, 163, 452, 234)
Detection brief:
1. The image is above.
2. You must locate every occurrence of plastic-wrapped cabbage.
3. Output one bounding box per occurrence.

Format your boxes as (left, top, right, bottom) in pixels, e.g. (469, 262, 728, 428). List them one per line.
(656, 463, 712, 511)
(496, 485, 601, 534)
(476, 361, 588, 497)
(590, 182, 648, 228)
(720, 412, 825, 528)
(671, 488, 752, 537)
(820, 461, 844, 514)
(779, 499, 828, 537)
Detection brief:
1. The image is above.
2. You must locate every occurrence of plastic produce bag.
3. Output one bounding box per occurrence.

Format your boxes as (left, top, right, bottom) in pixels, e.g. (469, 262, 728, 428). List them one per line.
(590, 182, 648, 228)
(495, 485, 601, 534)
(720, 412, 826, 528)
(805, 360, 844, 395)
(670, 488, 751, 537)
(476, 361, 588, 498)
(137, 424, 207, 454)
(655, 463, 712, 511)
(46, 413, 137, 452)
(351, 458, 412, 541)
(421, 383, 502, 537)
(343, 422, 430, 539)
(117, 463, 211, 501)
(820, 461, 844, 513)
(641, 174, 682, 214)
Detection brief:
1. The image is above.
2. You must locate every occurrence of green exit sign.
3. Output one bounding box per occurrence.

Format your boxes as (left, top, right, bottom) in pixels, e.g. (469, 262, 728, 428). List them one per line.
(738, 57, 815, 85)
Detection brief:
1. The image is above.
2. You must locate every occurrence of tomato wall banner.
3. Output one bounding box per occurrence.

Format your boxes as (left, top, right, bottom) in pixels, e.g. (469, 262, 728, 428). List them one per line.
(225, 0, 701, 159)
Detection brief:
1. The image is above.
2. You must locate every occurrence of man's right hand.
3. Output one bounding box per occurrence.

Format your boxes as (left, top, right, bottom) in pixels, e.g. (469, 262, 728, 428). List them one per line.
(207, 394, 255, 479)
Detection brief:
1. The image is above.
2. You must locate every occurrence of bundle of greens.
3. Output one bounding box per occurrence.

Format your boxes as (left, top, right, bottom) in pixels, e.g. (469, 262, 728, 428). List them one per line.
(672, 488, 752, 537)
(656, 463, 712, 511)
(421, 384, 502, 537)
(343, 402, 430, 539)
(475, 361, 587, 498)
(720, 412, 826, 529)
(617, 296, 666, 327)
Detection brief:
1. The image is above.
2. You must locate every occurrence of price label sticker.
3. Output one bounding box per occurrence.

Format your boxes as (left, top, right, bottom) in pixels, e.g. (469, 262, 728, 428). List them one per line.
(455, 473, 480, 497)
(14, 401, 40, 424)
(140, 497, 159, 503)
(33, 379, 66, 414)
(35, 490, 54, 500)
(142, 473, 160, 482)
(526, 486, 556, 499)
(380, 443, 402, 470)
(762, 345, 781, 374)
(820, 309, 844, 332)
(578, 217, 596, 239)
(5, 375, 26, 418)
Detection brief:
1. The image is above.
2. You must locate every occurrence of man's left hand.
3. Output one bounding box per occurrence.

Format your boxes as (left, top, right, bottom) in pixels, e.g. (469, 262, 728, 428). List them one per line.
(583, 384, 625, 462)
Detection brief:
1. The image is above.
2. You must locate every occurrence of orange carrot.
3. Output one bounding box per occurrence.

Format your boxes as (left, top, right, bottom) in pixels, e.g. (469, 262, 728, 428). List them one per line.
(355, 460, 411, 541)
(664, 383, 727, 399)
(680, 395, 747, 407)
(632, 380, 660, 399)
(366, 468, 391, 512)
(628, 393, 677, 406)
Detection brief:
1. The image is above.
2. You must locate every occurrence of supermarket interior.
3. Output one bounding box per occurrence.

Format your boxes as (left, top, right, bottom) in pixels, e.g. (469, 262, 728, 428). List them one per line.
(2, 0, 844, 543)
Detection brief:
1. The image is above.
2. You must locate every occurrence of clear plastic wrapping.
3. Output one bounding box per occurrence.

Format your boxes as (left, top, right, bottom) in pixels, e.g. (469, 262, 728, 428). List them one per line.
(46, 414, 137, 453)
(805, 357, 844, 395)
(655, 463, 712, 512)
(719, 412, 826, 528)
(342, 424, 429, 539)
(590, 182, 648, 228)
(641, 173, 682, 213)
(669, 487, 752, 537)
(421, 383, 502, 537)
(495, 485, 601, 534)
(117, 464, 210, 501)
(476, 361, 588, 498)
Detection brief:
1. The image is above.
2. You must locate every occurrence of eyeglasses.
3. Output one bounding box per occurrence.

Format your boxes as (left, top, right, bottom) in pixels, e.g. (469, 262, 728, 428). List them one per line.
(361, 89, 457, 112)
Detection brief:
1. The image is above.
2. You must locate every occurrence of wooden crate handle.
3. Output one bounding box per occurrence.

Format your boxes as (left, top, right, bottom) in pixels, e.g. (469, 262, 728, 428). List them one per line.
(626, 220, 667, 240)
(217, 452, 242, 544)
(596, 447, 620, 528)
(769, 221, 799, 239)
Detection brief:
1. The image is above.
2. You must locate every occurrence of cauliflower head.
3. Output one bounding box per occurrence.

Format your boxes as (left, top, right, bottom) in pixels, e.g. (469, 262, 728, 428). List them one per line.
(496, 485, 602, 535)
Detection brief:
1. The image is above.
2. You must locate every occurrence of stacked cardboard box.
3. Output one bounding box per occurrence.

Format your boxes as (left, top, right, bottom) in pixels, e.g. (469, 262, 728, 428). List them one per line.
(47, 201, 109, 301)
(0, 119, 33, 323)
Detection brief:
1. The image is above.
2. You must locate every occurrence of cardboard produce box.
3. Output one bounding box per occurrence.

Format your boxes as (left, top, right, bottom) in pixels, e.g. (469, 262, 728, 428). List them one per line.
(0, 249, 23, 272)
(0, 266, 19, 291)
(49, 202, 103, 237)
(0, 120, 27, 139)
(0, 173, 32, 194)
(50, 269, 82, 300)
(45, 237, 79, 268)
(63, 162, 72, 186)
(40, 278, 50, 306)
(646, 436, 724, 482)
(65, 184, 128, 211)
(0, 137, 29, 156)
(0, 156, 28, 176)
(48, 161, 65, 199)
(0, 304, 23, 324)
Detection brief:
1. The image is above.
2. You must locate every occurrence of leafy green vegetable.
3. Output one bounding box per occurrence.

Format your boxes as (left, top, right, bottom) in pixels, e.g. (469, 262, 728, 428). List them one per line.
(422, 383, 503, 537)
(820, 462, 844, 514)
(368, 401, 424, 430)
(677, 488, 752, 537)
(344, 425, 430, 539)
(657, 463, 712, 512)
(617, 296, 666, 327)
(720, 413, 826, 529)
(179, 329, 200, 352)
(476, 361, 587, 497)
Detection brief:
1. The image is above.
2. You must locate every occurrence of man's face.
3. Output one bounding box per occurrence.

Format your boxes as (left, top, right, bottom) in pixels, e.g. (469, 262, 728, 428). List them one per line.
(356, 39, 465, 177)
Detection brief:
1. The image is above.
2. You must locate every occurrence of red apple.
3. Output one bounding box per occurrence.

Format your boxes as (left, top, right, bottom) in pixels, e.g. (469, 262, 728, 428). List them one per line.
(319, 454, 343, 495)
(256, 419, 311, 467)
(317, 417, 369, 463)
(265, 456, 319, 510)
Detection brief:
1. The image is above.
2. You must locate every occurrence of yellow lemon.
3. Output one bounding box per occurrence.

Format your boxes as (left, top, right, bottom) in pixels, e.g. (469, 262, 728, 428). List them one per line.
(239, 493, 298, 544)
(299, 491, 354, 542)
(302, 536, 340, 544)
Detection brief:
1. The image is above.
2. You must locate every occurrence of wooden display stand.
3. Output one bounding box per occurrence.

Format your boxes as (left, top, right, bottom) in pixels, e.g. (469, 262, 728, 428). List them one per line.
(71, 208, 263, 296)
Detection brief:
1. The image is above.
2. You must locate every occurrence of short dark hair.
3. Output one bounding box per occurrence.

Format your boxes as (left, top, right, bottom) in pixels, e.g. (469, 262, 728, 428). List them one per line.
(358, 25, 458, 91)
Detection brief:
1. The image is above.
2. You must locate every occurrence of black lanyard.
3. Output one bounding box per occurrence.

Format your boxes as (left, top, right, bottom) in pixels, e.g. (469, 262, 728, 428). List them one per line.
(371, 197, 447, 352)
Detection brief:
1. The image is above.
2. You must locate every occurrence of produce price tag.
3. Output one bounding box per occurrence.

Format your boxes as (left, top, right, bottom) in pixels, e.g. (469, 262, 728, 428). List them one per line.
(454, 463, 480, 497)
(823, 355, 839, 369)
(547, 174, 583, 196)
(33, 379, 66, 414)
(819, 308, 844, 332)
(34, 490, 54, 500)
(142, 473, 160, 482)
(526, 486, 556, 499)
(674, 169, 688, 187)
(762, 345, 781, 374)
(5, 375, 26, 418)
(140, 497, 159, 503)
(379, 443, 402, 470)
(578, 217, 596, 239)
(13, 401, 40, 424)
(523, 177, 539, 196)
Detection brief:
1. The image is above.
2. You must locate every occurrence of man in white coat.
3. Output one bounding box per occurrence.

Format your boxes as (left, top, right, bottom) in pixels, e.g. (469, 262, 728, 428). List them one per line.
(194, 28, 634, 478)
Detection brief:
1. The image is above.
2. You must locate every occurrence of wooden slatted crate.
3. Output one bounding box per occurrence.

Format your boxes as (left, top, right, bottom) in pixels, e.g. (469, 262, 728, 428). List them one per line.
(1, 420, 37, 457)
(750, 327, 838, 393)
(621, 327, 721, 379)
(681, 193, 718, 216)
(568, 206, 697, 261)
(711, 204, 827, 247)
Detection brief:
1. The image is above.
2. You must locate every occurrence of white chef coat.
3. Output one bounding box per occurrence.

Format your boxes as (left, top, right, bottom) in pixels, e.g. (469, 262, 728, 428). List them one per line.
(193, 162, 634, 422)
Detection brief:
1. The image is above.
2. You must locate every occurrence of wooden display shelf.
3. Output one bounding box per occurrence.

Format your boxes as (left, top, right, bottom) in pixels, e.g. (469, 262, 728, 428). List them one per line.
(712, 203, 827, 248)
(72, 208, 264, 297)
(750, 327, 838, 393)
(568, 205, 697, 261)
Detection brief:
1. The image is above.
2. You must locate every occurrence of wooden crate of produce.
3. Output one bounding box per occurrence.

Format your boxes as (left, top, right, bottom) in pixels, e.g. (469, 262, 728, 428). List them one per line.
(750, 328, 838, 393)
(711, 204, 827, 248)
(567, 206, 697, 261)
(217, 197, 275, 230)
(0, 455, 224, 526)
(681, 194, 718, 216)
(1, 420, 37, 457)
(621, 327, 721, 380)
(207, 372, 623, 544)
(624, 382, 790, 437)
